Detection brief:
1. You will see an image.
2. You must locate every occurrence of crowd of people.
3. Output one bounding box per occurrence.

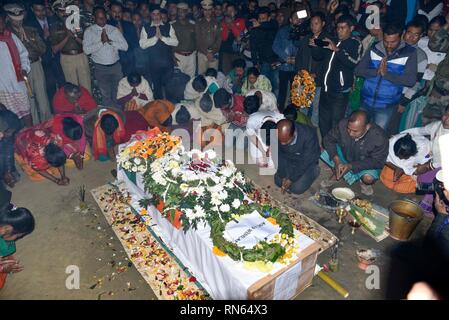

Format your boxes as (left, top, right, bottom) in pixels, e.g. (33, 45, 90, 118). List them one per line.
(0, 0, 449, 298)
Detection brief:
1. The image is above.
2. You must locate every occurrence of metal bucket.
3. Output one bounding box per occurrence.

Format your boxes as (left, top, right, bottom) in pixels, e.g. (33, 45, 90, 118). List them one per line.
(388, 200, 423, 241)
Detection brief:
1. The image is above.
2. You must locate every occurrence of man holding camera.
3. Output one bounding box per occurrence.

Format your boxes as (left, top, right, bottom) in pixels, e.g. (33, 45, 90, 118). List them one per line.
(318, 14, 362, 139)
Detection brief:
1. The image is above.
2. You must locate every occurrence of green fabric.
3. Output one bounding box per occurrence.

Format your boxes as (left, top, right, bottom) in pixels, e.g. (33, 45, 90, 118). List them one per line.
(0, 235, 16, 257)
(241, 75, 272, 95)
(349, 77, 365, 111)
(208, 83, 219, 95)
(98, 155, 110, 162)
(124, 170, 137, 185)
(320, 147, 380, 186)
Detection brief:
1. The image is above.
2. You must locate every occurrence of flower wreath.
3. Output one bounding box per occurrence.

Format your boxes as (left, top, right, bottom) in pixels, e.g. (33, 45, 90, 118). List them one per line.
(210, 203, 297, 264)
(291, 69, 316, 108)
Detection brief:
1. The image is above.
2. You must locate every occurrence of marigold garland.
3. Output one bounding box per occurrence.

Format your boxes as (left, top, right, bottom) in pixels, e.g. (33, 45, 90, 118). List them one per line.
(291, 69, 316, 108)
(126, 133, 181, 160)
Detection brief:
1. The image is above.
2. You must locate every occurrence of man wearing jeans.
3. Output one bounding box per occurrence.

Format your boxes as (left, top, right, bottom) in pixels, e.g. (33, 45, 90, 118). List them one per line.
(83, 7, 128, 108)
(272, 10, 301, 111)
(355, 23, 417, 130)
(275, 119, 321, 195)
(318, 15, 362, 139)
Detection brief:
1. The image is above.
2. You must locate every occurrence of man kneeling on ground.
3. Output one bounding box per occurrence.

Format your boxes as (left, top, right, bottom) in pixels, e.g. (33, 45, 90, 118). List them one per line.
(321, 110, 389, 196)
(275, 119, 321, 195)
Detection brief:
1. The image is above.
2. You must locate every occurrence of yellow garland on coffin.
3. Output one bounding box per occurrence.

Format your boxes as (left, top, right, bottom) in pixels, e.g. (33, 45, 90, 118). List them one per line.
(290, 69, 316, 108)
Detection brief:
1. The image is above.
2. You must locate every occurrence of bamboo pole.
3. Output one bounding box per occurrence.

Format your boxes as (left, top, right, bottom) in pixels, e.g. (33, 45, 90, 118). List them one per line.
(317, 270, 349, 298)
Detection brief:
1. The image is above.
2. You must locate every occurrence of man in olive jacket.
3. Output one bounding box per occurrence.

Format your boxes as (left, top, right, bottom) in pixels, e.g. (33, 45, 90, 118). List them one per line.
(321, 110, 389, 196)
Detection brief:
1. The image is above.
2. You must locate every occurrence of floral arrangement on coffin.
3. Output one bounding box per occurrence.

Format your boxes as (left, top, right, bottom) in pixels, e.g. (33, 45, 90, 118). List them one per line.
(140, 148, 251, 231)
(117, 128, 181, 173)
(210, 202, 300, 266)
(138, 147, 300, 264)
(291, 69, 316, 108)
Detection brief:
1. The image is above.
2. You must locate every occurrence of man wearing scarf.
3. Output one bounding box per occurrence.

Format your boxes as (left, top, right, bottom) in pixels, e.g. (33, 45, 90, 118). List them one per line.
(5, 3, 52, 125)
(0, 12, 32, 127)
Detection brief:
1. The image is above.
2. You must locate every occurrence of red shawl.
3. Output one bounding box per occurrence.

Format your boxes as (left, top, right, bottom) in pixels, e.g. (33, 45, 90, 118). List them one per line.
(0, 30, 24, 82)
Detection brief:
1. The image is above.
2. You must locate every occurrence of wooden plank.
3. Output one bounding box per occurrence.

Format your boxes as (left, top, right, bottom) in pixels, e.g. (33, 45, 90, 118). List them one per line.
(247, 241, 320, 300)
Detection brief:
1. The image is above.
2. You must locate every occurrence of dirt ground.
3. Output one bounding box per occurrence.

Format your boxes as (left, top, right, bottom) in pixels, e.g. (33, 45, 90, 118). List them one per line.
(0, 149, 433, 300)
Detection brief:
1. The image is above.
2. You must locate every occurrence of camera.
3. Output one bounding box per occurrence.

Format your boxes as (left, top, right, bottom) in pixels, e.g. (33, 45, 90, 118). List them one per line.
(434, 178, 449, 205)
(314, 38, 330, 47)
(289, 10, 310, 40)
(289, 19, 310, 40)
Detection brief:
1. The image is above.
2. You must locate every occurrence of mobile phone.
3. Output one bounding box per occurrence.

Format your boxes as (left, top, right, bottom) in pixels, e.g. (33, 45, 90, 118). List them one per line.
(296, 10, 308, 19)
(314, 38, 330, 47)
(434, 179, 449, 204)
(415, 182, 434, 195)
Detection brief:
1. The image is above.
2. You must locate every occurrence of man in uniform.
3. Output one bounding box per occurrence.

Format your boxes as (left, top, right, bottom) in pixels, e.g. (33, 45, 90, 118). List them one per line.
(49, 0, 92, 93)
(195, 0, 221, 75)
(172, 2, 197, 78)
(5, 3, 52, 124)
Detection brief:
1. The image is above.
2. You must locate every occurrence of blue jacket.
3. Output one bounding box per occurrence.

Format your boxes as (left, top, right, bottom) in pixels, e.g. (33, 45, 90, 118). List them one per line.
(355, 41, 418, 109)
(272, 25, 299, 72)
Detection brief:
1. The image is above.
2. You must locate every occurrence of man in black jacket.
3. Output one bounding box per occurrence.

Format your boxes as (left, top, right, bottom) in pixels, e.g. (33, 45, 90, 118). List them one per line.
(321, 110, 389, 196)
(318, 14, 363, 139)
(250, 6, 279, 94)
(275, 119, 321, 195)
(108, 1, 140, 76)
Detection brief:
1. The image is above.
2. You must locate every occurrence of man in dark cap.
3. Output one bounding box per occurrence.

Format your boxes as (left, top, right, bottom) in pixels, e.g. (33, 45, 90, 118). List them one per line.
(139, 5, 179, 99)
(49, 0, 92, 93)
(275, 119, 321, 194)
